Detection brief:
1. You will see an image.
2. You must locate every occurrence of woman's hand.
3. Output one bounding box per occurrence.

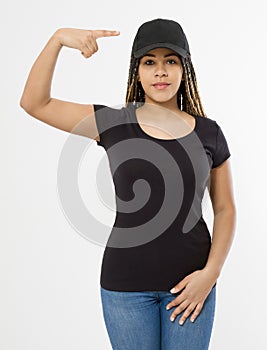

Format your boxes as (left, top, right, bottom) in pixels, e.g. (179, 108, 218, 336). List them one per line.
(166, 269, 217, 325)
(53, 28, 120, 59)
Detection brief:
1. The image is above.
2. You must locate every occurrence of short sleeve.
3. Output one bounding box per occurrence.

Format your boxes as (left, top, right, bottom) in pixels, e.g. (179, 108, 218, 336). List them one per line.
(211, 122, 231, 168)
(93, 104, 124, 148)
(93, 104, 107, 147)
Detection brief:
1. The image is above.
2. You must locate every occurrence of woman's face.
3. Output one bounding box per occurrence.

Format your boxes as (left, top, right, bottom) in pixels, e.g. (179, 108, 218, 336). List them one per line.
(137, 47, 184, 106)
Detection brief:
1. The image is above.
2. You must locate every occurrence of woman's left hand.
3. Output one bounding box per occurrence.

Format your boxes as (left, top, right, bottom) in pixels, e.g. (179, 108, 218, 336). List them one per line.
(166, 269, 217, 325)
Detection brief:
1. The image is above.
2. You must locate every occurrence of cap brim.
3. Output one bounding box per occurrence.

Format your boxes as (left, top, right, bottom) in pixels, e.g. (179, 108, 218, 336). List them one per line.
(133, 42, 189, 59)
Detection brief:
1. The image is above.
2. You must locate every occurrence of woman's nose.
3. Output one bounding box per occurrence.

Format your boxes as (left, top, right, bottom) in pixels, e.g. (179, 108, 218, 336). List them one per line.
(154, 63, 168, 77)
(155, 70, 168, 77)
(155, 71, 167, 77)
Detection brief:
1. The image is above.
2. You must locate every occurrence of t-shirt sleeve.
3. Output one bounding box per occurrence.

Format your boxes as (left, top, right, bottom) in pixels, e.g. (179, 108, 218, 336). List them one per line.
(93, 104, 124, 148)
(93, 104, 107, 147)
(211, 122, 231, 168)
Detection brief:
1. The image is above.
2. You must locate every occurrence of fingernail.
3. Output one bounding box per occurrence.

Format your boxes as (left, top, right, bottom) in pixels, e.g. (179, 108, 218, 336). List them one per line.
(170, 288, 175, 293)
(170, 317, 175, 322)
(179, 320, 184, 325)
(166, 306, 170, 310)
(191, 318, 195, 323)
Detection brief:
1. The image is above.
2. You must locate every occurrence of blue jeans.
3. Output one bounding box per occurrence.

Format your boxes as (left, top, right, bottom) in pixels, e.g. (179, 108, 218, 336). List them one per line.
(100, 285, 216, 350)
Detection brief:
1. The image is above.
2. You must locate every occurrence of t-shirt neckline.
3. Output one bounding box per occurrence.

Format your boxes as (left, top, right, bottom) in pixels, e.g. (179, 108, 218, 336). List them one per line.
(131, 104, 198, 142)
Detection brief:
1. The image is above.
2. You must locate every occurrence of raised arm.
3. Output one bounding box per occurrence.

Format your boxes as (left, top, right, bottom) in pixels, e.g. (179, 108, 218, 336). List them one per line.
(19, 28, 120, 140)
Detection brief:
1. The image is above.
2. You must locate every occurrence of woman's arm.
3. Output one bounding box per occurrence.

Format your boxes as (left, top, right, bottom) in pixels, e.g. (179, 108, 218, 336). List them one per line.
(204, 159, 237, 279)
(20, 32, 63, 110)
(166, 159, 236, 325)
(19, 28, 119, 138)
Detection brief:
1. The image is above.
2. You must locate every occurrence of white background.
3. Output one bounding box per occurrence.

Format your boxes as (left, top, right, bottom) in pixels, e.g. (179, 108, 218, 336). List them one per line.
(3, 0, 267, 349)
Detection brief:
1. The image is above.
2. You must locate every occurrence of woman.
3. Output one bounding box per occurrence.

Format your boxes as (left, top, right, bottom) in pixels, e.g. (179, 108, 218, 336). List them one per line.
(20, 18, 236, 350)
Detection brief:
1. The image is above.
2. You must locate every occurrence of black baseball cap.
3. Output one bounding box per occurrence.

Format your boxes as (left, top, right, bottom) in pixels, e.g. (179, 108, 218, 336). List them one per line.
(131, 18, 190, 59)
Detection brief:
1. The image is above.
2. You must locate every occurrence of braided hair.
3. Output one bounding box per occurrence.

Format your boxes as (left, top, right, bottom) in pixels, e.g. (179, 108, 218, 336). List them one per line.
(125, 53, 206, 118)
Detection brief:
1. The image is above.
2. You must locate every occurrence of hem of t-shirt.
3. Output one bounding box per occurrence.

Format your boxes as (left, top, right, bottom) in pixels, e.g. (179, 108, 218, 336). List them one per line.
(99, 281, 217, 292)
(211, 153, 231, 169)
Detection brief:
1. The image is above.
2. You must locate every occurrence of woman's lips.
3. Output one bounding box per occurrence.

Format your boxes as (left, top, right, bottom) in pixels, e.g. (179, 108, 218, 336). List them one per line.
(153, 83, 170, 90)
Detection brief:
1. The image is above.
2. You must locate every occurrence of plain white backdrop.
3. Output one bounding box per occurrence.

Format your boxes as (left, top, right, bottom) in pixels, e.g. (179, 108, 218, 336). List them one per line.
(4, 0, 267, 349)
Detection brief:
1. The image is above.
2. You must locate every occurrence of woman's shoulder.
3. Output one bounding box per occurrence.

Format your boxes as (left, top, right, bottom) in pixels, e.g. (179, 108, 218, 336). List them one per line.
(94, 103, 125, 113)
(180, 111, 217, 135)
(191, 112, 216, 124)
(193, 112, 219, 130)
(94, 103, 127, 119)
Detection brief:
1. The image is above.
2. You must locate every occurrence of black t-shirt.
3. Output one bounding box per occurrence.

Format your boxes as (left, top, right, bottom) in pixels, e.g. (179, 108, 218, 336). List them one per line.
(93, 103, 231, 292)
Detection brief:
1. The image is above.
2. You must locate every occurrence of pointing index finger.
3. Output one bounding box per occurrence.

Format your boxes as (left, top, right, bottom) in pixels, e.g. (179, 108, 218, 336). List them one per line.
(93, 29, 120, 39)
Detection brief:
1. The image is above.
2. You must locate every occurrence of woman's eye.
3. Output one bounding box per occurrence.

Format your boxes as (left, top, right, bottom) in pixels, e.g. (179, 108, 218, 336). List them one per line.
(144, 59, 177, 65)
(167, 59, 177, 64)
